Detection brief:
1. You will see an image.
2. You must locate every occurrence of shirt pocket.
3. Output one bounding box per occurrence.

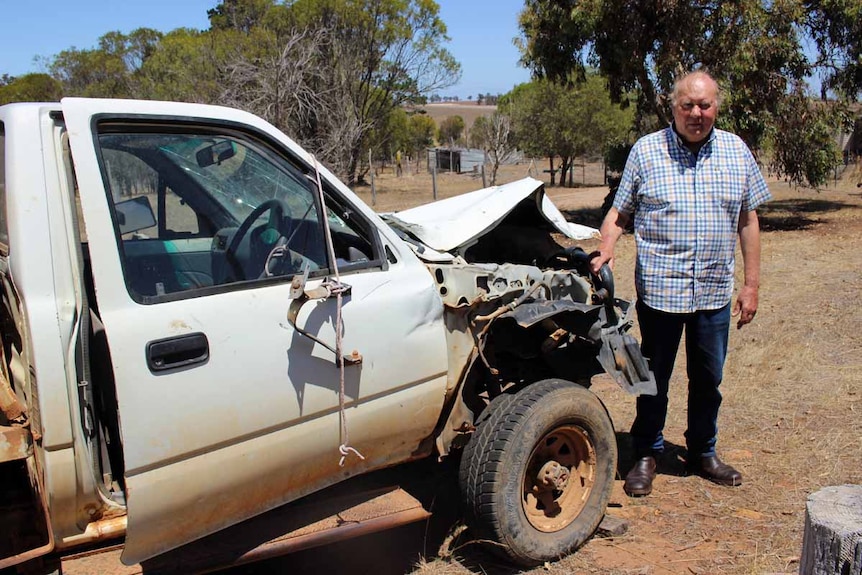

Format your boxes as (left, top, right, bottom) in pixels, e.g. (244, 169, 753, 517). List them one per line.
(704, 164, 745, 211)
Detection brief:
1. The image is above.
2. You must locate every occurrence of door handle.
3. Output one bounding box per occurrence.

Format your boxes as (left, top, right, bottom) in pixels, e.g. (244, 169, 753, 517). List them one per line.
(146, 333, 209, 373)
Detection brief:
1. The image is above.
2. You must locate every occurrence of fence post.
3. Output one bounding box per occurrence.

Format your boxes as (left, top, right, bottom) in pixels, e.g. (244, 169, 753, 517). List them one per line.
(482, 163, 487, 188)
(369, 149, 376, 206)
(449, 143, 454, 174)
(432, 165, 438, 201)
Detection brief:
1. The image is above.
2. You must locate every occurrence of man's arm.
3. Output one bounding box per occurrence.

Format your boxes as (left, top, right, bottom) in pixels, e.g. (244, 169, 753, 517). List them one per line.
(734, 209, 761, 328)
(590, 207, 631, 273)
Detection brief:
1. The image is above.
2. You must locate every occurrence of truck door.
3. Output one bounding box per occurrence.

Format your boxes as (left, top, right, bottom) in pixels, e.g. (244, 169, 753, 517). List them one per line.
(61, 98, 448, 565)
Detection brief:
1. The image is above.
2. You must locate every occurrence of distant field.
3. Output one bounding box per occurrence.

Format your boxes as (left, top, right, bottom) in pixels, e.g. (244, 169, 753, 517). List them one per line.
(419, 102, 498, 133)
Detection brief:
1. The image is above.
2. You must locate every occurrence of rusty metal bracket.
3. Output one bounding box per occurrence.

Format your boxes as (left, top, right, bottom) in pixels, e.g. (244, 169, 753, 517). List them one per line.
(286, 280, 362, 366)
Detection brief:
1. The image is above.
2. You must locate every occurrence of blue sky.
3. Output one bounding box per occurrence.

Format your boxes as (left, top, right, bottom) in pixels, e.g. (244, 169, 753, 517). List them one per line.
(0, 0, 532, 98)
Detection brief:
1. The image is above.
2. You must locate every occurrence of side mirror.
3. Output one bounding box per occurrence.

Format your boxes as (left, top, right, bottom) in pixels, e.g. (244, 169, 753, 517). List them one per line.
(115, 196, 156, 236)
(196, 141, 236, 167)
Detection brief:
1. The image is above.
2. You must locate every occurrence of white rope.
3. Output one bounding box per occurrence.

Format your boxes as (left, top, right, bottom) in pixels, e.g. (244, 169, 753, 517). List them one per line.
(310, 155, 365, 467)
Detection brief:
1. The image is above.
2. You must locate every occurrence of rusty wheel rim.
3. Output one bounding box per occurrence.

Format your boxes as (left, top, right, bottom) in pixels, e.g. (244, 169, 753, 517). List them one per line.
(522, 424, 597, 532)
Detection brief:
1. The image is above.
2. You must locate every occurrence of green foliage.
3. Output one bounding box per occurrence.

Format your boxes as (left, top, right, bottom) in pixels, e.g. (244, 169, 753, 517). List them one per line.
(50, 28, 163, 98)
(468, 116, 489, 149)
(568, 72, 634, 159)
(0, 73, 63, 105)
(705, 1, 810, 154)
(369, 106, 433, 162)
(408, 113, 437, 154)
(604, 142, 632, 174)
(502, 74, 633, 185)
(805, 0, 862, 99)
(208, 0, 275, 33)
(437, 115, 465, 144)
(517, 0, 685, 125)
(771, 91, 848, 187)
(500, 79, 563, 160)
(377, 107, 412, 160)
(136, 28, 229, 102)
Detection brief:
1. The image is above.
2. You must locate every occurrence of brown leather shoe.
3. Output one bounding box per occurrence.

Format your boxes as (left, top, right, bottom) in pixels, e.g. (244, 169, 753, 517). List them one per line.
(687, 455, 742, 486)
(624, 456, 656, 497)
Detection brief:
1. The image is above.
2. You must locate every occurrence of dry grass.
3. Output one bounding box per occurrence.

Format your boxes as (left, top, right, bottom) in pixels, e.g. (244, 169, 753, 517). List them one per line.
(366, 162, 862, 575)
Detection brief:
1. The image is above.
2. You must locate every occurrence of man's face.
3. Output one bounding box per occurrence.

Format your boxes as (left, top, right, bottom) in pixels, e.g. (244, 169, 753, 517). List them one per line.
(672, 77, 718, 144)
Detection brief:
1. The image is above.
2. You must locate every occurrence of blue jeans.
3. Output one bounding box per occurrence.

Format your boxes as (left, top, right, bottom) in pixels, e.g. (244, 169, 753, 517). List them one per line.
(632, 300, 731, 458)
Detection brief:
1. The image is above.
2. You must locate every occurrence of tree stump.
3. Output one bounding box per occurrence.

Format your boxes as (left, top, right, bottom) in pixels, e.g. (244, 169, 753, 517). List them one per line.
(800, 485, 862, 574)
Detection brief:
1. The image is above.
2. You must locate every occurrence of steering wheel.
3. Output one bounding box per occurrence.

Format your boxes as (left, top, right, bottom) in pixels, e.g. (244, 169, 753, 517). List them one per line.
(224, 198, 291, 280)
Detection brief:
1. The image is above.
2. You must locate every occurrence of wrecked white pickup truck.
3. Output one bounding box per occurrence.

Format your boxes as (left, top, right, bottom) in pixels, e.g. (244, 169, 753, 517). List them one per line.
(0, 98, 654, 573)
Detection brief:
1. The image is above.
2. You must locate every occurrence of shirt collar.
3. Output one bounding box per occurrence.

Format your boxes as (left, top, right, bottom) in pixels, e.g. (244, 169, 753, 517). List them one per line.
(669, 123, 716, 152)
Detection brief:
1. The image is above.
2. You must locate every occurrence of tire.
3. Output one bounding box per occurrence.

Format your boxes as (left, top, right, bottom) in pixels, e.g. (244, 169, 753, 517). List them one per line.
(459, 379, 617, 566)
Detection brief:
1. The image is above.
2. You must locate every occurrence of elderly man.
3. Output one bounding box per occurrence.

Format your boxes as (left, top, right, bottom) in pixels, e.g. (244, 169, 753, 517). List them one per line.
(591, 71, 771, 496)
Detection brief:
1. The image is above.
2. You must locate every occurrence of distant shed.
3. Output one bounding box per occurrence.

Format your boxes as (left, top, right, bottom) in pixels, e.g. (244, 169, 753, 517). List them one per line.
(426, 147, 487, 173)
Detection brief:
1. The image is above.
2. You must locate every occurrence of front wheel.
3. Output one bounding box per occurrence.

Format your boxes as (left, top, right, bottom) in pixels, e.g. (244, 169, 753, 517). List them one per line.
(459, 379, 617, 566)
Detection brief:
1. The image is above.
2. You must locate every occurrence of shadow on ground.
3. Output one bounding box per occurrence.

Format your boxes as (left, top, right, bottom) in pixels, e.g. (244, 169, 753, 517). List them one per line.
(615, 432, 688, 480)
(214, 455, 529, 575)
(750, 198, 848, 232)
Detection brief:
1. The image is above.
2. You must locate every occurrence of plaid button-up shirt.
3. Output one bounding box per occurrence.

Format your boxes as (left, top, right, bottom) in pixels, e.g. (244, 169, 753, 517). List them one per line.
(614, 126, 772, 314)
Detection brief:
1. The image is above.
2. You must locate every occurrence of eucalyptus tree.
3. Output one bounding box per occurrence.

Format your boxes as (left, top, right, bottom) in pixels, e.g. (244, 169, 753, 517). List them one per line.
(469, 112, 516, 186)
(285, 0, 460, 184)
(437, 115, 465, 145)
(805, 0, 862, 99)
(50, 28, 163, 98)
(500, 80, 567, 185)
(501, 74, 632, 187)
(0, 74, 63, 105)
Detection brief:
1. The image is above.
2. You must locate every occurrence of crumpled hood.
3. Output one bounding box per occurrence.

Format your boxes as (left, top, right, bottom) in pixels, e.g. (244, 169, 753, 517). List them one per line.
(382, 177, 598, 254)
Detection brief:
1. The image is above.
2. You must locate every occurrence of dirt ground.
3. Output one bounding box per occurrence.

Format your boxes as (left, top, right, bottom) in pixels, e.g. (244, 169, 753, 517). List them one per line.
(226, 161, 862, 575)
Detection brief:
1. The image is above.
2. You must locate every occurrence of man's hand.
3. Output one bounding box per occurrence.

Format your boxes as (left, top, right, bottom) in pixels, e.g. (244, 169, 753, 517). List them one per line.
(589, 248, 614, 274)
(591, 208, 629, 274)
(732, 285, 758, 328)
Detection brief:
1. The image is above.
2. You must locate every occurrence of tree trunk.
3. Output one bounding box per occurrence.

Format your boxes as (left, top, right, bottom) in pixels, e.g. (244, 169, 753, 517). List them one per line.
(548, 156, 556, 187)
(346, 146, 361, 187)
(800, 485, 862, 575)
(489, 156, 500, 187)
(560, 156, 570, 188)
